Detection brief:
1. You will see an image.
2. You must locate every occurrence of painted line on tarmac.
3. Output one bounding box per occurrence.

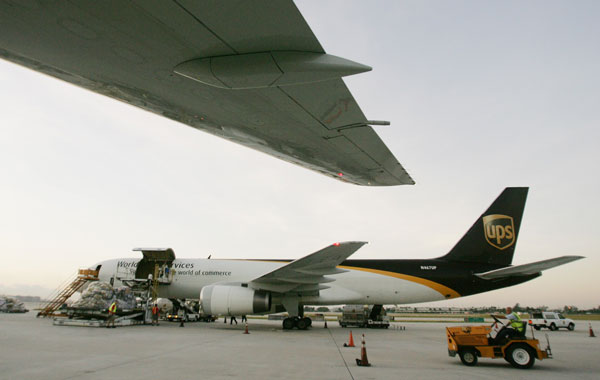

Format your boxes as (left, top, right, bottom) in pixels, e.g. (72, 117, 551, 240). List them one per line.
(327, 328, 355, 380)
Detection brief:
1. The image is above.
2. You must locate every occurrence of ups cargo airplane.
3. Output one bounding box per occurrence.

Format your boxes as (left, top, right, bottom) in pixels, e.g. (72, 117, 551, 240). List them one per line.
(0, 1, 413, 186)
(94, 188, 583, 329)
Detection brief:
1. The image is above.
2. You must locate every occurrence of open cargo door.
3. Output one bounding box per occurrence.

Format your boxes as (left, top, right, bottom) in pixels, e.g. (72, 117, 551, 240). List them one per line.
(134, 248, 176, 280)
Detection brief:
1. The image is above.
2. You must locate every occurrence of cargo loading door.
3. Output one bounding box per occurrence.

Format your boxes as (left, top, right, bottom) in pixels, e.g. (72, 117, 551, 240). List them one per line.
(134, 248, 176, 282)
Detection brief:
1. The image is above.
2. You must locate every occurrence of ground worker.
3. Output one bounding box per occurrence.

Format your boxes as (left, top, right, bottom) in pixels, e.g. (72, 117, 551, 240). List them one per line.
(230, 315, 238, 325)
(152, 303, 160, 326)
(178, 308, 186, 327)
(106, 301, 117, 328)
(493, 306, 525, 343)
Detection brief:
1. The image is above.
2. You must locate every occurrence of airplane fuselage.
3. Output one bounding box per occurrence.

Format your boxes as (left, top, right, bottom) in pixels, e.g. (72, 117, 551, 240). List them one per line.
(96, 257, 537, 308)
(89, 188, 580, 330)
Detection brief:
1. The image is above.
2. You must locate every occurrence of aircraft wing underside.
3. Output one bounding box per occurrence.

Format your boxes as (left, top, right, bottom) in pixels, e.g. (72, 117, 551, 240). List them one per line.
(249, 241, 366, 294)
(0, 0, 414, 186)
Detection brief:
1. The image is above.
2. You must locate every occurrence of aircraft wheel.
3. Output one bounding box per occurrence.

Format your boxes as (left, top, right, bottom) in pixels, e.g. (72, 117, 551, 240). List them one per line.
(568, 323, 575, 331)
(297, 317, 310, 330)
(506, 343, 535, 369)
(549, 323, 557, 331)
(282, 318, 295, 330)
(459, 349, 478, 366)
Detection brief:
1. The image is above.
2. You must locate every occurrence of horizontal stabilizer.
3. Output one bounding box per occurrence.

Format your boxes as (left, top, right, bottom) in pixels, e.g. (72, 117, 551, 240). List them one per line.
(475, 256, 584, 280)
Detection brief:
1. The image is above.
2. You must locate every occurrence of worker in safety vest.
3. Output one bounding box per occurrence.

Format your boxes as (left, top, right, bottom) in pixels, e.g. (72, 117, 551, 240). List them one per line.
(505, 307, 525, 333)
(151, 303, 160, 326)
(493, 306, 525, 344)
(106, 301, 117, 328)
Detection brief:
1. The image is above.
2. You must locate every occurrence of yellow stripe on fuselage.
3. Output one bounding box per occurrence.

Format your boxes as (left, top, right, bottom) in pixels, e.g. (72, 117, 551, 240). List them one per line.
(338, 266, 461, 299)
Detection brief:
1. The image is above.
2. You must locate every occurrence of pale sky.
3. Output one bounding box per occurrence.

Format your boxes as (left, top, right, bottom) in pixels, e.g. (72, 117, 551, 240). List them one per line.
(1, 0, 598, 309)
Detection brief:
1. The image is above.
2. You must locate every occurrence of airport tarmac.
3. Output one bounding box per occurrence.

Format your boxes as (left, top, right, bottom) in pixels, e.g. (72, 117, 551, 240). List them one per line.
(1, 306, 599, 380)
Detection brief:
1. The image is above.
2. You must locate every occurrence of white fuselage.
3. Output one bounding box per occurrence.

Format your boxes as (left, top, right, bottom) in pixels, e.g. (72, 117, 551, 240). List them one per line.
(96, 258, 447, 307)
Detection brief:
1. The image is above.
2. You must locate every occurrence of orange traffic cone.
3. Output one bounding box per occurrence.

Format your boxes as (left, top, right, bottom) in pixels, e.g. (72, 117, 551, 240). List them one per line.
(355, 334, 371, 367)
(244, 323, 250, 334)
(343, 331, 356, 347)
(589, 323, 596, 338)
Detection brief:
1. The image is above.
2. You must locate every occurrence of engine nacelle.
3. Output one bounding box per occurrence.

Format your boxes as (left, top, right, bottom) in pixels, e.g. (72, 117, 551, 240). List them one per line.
(200, 285, 271, 316)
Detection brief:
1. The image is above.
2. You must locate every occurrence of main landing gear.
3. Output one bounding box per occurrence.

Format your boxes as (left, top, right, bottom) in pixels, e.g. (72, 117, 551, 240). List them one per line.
(282, 316, 312, 330)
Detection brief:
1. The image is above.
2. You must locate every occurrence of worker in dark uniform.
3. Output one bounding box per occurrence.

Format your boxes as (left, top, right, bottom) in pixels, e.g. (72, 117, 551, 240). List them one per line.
(178, 308, 185, 327)
(230, 315, 238, 325)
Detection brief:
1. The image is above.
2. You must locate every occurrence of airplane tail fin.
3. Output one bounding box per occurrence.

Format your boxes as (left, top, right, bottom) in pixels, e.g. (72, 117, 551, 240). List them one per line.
(440, 187, 528, 266)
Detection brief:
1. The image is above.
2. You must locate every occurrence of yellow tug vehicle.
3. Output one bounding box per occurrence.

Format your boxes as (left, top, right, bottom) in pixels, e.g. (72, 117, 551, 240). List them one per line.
(446, 316, 552, 369)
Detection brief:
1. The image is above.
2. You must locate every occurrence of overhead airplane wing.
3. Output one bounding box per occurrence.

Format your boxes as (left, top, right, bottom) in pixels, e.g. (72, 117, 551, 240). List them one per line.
(0, 1, 413, 186)
(250, 241, 367, 293)
(475, 256, 584, 280)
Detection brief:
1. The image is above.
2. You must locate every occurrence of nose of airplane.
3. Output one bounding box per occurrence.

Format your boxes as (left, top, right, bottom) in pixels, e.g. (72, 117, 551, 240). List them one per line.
(90, 261, 107, 282)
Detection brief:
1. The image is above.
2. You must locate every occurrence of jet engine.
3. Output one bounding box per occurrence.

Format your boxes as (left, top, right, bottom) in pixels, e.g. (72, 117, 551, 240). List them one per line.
(200, 285, 271, 316)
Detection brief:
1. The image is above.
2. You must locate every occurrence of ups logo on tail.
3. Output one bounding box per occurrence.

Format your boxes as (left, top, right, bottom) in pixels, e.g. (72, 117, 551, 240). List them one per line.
(483, 214, 515, 250)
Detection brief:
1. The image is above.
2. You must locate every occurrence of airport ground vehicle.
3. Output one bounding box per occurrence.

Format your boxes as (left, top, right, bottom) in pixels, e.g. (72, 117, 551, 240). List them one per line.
(338, 305, 390, 328)
(446, 316, 552, 369)
(165, 299, 216, 322)
(167, 312, 196, 322)
(528, 311, 575, 331)
(166, 311, 216, 322)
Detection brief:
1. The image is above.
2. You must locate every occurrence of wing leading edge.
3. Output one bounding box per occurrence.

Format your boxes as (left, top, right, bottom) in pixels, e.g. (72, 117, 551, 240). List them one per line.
(0, 1, 413, 186)
(250, 241, 367, 293)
